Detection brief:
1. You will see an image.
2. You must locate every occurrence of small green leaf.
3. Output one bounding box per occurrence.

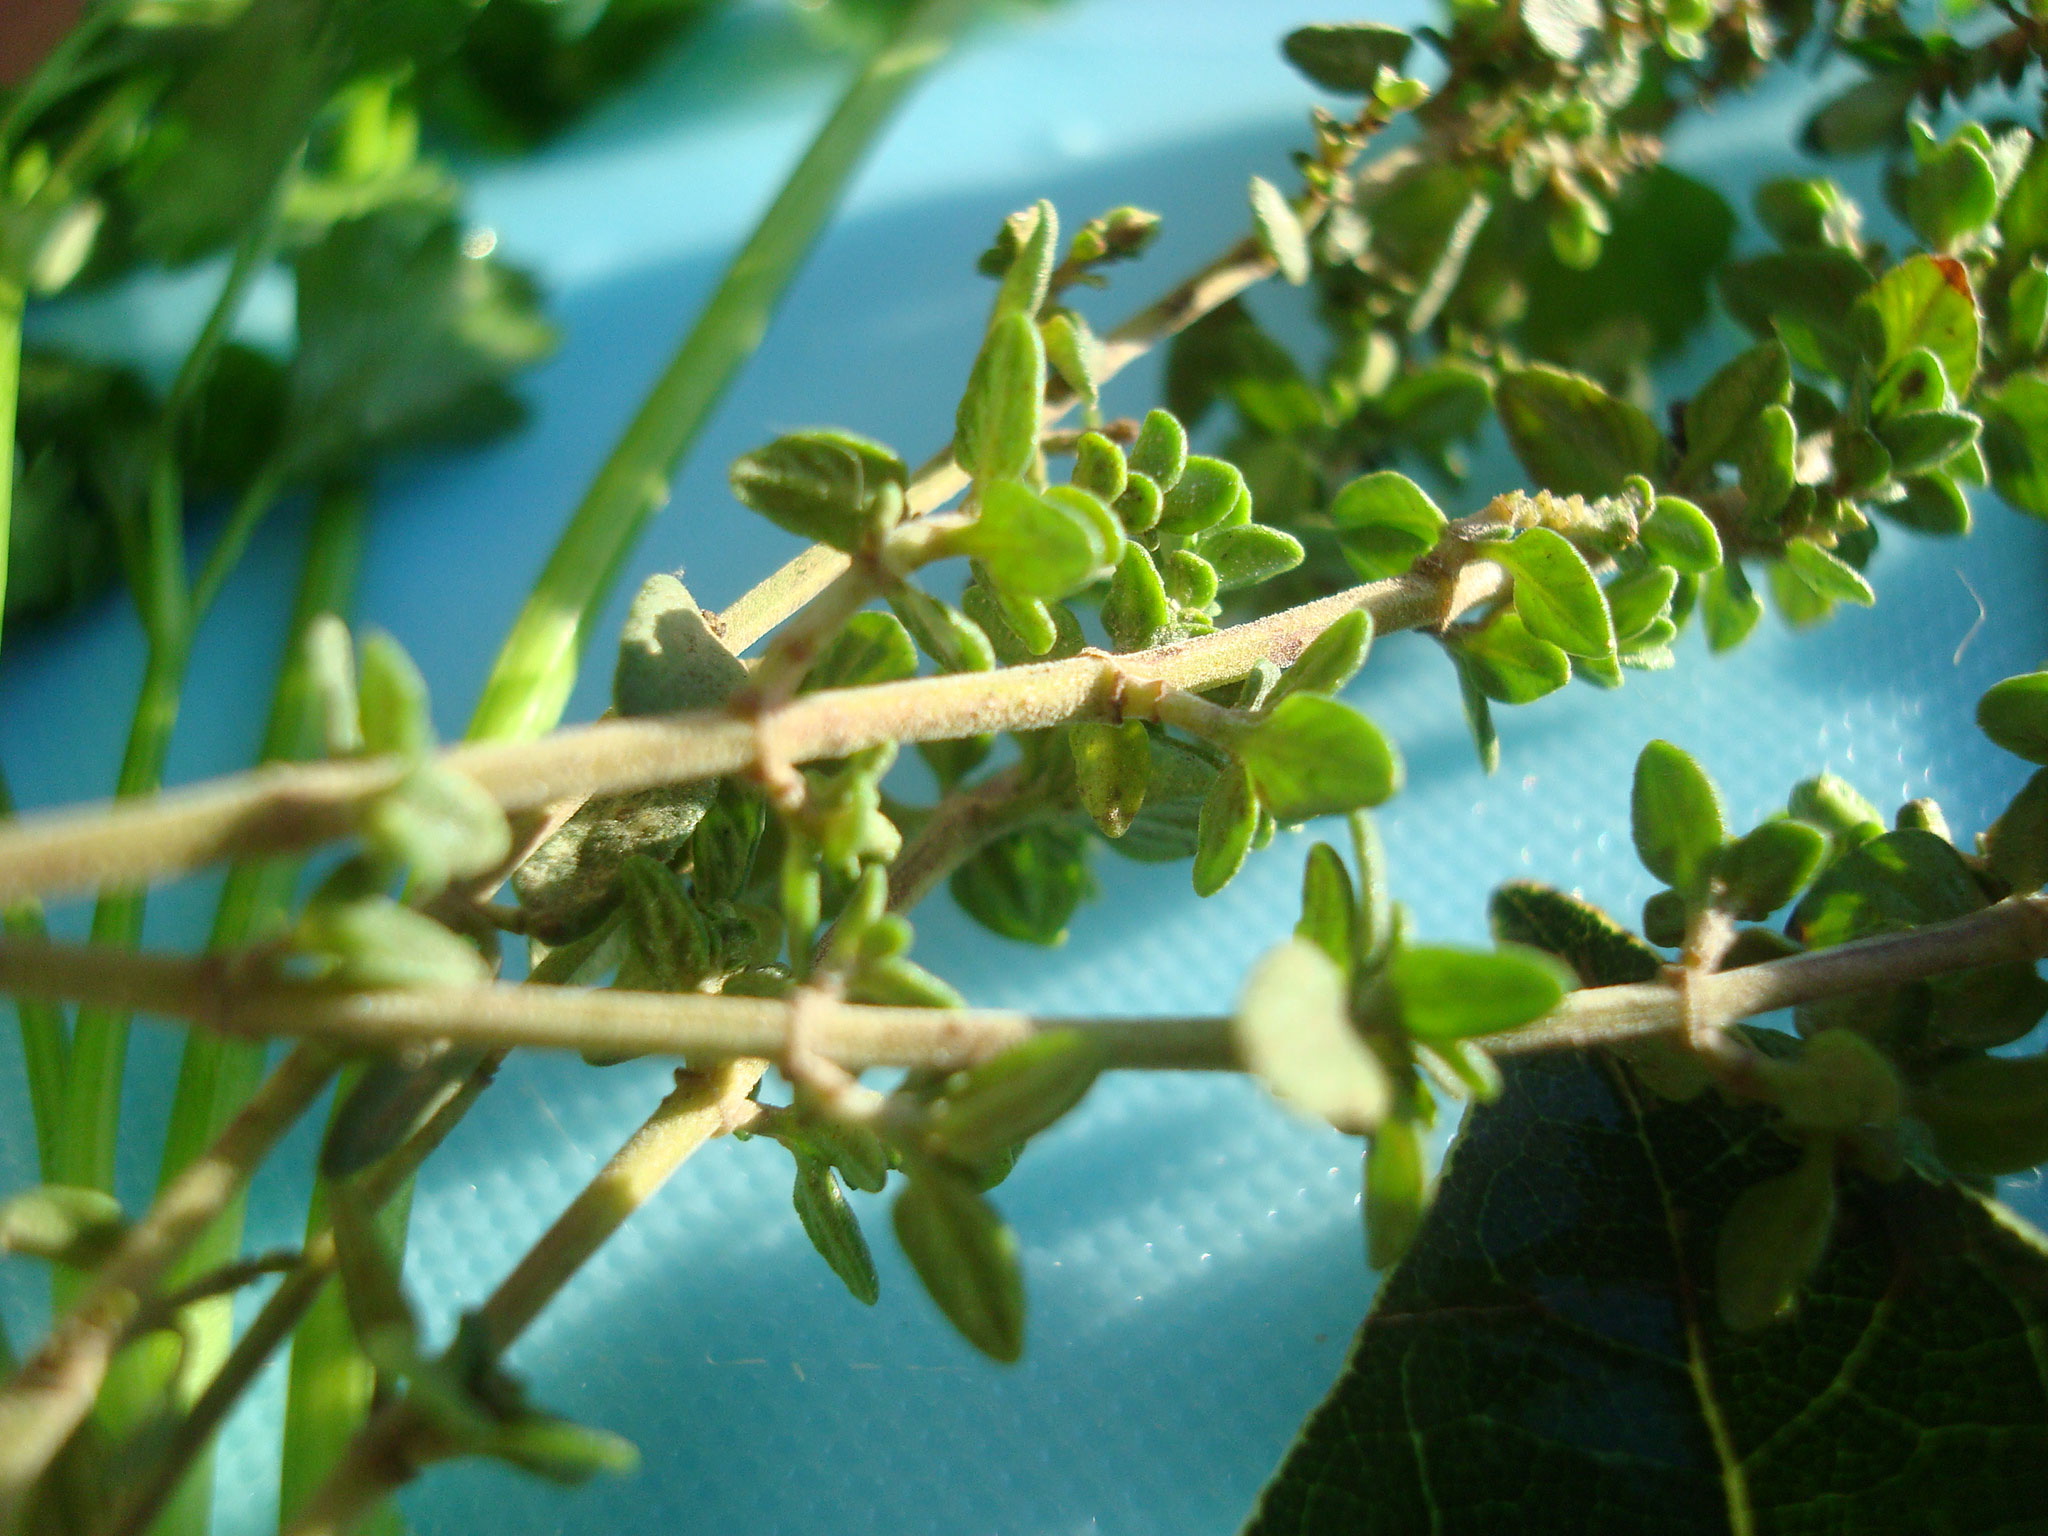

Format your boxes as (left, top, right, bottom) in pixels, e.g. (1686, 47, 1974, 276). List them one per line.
(992, 200, 1057, 321)
(1487, 880, 1664, 987)
(1986, 768, 2048, 893)
(357, 631, 433, 760)
(1631, 740, 1726, 894)
(1606, 567, 1679, 642)
(1906, 136, 1999, 252)
(1236, 939, 1390, 1134)
(1281, 22, 1412, 91)
(951, 823, 1094, 946)
(0, 1185, 124, 1267)
(1128, 408, 1187, 491)
(730, 430, 908, 552)
(1859, 253, 1980, 396)
(1715, 1144, 1836, 1332)
(1701, 564, 1762, 652)
(1789, 829, 1982, 950)
(1070, 431, 1126, 502)
(1979, 671, 2048, 763)
(1979, 372, 2048, 518)
(1679, 341, 1792, 479)
(1157, 455, 1246, 536)
(792, 1155, 879, 1304)
(1755, 1030, 1902, 1135)
(1452, 659, 1498, 774)
(1448, 614, 1571, 705)
(955, 311, 1046, 485)
(614, 573, 751, 717)
(1237, 695, 1402, 824)
(1040, 310, 1098, 408)
(1881, 474, 1971, 536)
(1161, 550, 1218, 611)
(1389, 943, 1572, 1042)
(1717, 819, 1829, 919)
(1913, 1051, 2048, 1176)
(1100, 543, 1172, 652)
(1200, 523, 1304, 591)
(1496, 365, 1664, 498)
(1364, 1117, 1429, 1271)
(297, 896, 490, 990)
(893, 1165, 1026, 1362)
(1070, 721, 1151, 839)
(1738, 403, 1796, 516)
(1640, 495, 1723, 574)
(362, 763, 512, 900)
(954, 479, 1120, 600)
(1268, 611, 1373, 709)
(804, 611, 919, 692)
(927, 1032, 1104, 1164)
(1249, 176, 1310, 286)
(1494, 527, 1616, 660)
(1872, 409, 1980, 477)
(616, 855, 713, 993)
(1720, 249, 1872, 380)
(1782, 541, 1875, 607)
(1786, 773, 1885, 849)
(1193, 761, 1258, 896)
(1297, 842, 1358, 972)
(1328, 471, 1446, 580)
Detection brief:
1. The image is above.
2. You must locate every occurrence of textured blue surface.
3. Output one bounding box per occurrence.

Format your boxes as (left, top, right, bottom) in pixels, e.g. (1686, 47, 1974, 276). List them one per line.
(2, 2, 2046, 1534)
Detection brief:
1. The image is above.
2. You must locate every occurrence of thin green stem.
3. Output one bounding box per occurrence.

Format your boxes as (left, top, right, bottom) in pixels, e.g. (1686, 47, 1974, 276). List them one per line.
(467, 0, 970, 742)
(0, 280, 67, 1178)
(0, 1043, 341, 1532)
(90, 487, 366, 1536)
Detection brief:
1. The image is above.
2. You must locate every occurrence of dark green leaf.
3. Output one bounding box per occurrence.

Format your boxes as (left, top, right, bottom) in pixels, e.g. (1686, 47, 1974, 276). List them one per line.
(1719, 249, 1872, 379)
(1389, 943, 1572, 1042)
(950, 822, 1094, 946)
(1906, 136, 1999, 252)
(1328, 471, 1445, 580)
(1881, 474, 1971, 536)
(1790, 829, 1982, 948)
(1701, 563, 1761, 652)
(321, 1052, 473, 1180)
(1631, 740, 1726, 894)
(1280, 22, 1412, 91)
(1872, 410, 1980, 478)
(1715, 1144, 1837, 1332)
(793, 1155, 880, 1305)
(1452, 658, 1498, 774)
(893, 1166, 1026, 1362)
(1487, 880, 1663, 986)
(1237, 695, 1402, 824)
(1236, 939, 1390, 1134)
(285, 205, 555, 475)
(1111, 735, 1222, 864)
(1496, 365, 1664, 498)
(1914, 1052, 2048, 1176)
(1801, 73, 1916, 156)
(1986, 768, 2048, 893)
(1979, 671, 2048, 764)
(1782, 541, 1875, 607)
(955, 311, 1045, 485)
(1245, 1048, 2048, 1536)
(1606, 567, 1678, 641)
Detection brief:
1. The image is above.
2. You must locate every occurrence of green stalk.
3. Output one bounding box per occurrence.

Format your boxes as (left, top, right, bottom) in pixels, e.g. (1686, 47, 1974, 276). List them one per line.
(0, 273, 67, 1178)
(46, 137, 299, 1199)
(95, 487, 366, 1536)
(466, 0, 972, 743)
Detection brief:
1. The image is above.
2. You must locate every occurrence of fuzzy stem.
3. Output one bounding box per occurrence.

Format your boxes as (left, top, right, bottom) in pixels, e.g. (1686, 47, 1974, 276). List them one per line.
(0, 540, 1511, 908)
(3, 892, 2046, 1070)
(466, 0, 970, 743)
(0, 1043, 340, 1531)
